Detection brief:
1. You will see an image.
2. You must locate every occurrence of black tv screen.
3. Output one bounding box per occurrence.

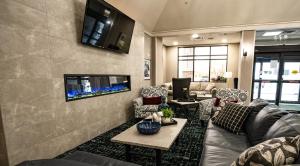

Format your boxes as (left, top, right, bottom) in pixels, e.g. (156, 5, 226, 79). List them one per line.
(81, 0, 135, 54)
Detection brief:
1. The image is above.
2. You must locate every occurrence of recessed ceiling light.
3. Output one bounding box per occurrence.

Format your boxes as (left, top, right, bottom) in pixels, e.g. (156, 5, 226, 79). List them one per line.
(262, 31, 283, 36)
(222, 39, 228, 43)
(192, 34, 199, 39)
(173, 41, 179, 45)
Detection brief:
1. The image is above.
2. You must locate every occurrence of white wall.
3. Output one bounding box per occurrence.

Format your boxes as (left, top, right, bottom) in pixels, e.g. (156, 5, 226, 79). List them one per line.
(164, 44, 240, 89)
(238, 31, 256, 103)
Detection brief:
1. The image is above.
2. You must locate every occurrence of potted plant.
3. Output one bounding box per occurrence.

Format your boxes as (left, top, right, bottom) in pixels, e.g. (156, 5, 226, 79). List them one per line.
(161, 108, 174, 123)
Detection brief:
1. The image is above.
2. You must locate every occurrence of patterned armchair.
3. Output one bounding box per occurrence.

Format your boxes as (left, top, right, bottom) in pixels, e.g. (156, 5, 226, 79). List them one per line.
(214, 88, 248, 104)
(199, 88, 248, 121)
(133, 86, 168, 118)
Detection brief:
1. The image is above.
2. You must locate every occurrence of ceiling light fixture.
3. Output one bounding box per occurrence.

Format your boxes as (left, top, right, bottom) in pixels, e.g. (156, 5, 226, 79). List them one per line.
(192, 34, 199, 39)
(262, 31, 283, 36)
(222, 39, 228, 43)
(173, 41, 179, 46)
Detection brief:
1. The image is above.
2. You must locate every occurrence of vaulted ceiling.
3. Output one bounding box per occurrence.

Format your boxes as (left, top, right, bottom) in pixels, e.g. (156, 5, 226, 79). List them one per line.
(106, 0, 300, 35)
(105, 0, 168, 31)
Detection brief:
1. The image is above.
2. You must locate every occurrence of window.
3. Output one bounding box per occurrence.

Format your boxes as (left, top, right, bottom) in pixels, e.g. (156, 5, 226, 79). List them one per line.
(178, 46, 228, 82)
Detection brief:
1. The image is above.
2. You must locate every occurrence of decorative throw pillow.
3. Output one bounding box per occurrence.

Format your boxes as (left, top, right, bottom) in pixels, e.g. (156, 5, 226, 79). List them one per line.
(225, 99, 238, 104)
(232, 135, 300, 166)
(163, 82, 172, 90)
(143, 96, 161, 105)
(212, 103, 253, 134)
(214, 97, 221, 107)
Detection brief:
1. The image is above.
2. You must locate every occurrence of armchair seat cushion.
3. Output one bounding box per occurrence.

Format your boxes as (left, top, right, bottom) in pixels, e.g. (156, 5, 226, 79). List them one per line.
(135, 105, 158, 118)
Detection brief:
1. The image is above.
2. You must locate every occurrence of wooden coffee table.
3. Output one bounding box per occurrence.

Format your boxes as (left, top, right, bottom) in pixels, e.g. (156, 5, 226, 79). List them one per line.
(111, 118, 187, 166)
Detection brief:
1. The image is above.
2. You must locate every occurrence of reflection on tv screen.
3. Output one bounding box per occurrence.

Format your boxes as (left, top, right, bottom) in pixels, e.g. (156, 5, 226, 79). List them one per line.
(64, 75, 130, 101)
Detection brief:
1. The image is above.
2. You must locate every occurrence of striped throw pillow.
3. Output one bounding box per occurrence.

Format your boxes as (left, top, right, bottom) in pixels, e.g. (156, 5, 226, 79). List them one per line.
(212, 103, 253, 134)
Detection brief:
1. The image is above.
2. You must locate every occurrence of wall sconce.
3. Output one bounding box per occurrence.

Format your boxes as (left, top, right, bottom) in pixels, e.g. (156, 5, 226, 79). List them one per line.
(243, 49, 247, 57)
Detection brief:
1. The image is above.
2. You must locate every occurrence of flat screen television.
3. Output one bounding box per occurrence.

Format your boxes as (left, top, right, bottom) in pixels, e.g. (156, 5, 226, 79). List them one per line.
(81, 0, 135, 54)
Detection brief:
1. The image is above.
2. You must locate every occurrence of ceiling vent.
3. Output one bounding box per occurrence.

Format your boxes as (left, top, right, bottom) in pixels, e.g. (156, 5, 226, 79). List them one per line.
(192, 36, 206, 40)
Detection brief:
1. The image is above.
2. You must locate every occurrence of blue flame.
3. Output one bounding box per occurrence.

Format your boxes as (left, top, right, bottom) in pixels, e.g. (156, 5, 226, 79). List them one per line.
(67, 83, 129, 99)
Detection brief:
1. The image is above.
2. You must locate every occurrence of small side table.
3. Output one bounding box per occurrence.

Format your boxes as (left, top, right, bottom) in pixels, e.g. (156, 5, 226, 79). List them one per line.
(169, 100, 199, 118)
(196, 94, 213, 101)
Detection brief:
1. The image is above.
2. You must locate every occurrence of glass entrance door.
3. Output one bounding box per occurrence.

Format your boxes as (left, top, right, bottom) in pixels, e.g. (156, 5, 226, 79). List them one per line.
(252, 52, 300, 107)
(279, 53, 300, 107)
(252, 54, 280, 103)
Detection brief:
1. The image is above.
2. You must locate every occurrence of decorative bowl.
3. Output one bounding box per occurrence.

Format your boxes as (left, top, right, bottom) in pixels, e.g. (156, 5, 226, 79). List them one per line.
(136, 121, 161, 135)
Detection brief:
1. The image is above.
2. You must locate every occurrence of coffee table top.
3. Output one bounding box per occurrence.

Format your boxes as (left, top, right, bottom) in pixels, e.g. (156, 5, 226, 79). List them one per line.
(170, 100, 199, 105)
(197, 94, 212, 98)
(111, 118, 187, 150)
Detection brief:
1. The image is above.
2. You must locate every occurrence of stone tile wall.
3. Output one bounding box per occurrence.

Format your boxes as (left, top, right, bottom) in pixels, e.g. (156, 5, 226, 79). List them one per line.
(0, 0, 145, 165)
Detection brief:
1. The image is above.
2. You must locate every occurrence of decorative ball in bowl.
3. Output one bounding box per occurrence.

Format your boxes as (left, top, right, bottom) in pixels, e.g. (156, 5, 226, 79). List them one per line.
(136, 121, 161, 135)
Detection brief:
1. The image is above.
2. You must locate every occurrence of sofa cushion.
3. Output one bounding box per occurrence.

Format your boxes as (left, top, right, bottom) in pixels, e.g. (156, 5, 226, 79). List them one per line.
(246, 105, 288, 146)
(204, 127, 249, 152)
(64, 151, 140, 166)
(249, 98, 269, 108)
(212, 103, 253, 134)
(205, 83, 215, 91)
(190, 82, 201, 91)
(264, 114, 300, 141)
(200, 145, 241, 166)
(244, 99, 269, 132)
(232, 136, 300, 166)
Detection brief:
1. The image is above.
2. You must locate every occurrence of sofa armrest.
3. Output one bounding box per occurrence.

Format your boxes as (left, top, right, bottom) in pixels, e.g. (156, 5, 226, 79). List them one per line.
(133, 97, 143, 107)
(199, 99, 214, 120)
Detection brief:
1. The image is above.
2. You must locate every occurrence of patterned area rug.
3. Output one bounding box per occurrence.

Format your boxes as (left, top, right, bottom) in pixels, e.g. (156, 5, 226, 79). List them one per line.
(56, 108, 207, 166)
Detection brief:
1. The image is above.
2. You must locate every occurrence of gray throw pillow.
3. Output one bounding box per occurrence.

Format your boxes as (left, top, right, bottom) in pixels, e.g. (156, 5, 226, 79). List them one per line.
(232, 135, 300, 166)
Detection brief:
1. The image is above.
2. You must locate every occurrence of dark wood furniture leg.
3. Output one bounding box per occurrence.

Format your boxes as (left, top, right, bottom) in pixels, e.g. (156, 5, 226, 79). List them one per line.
(155, 149, 162, 166)
(125, 145, 131, 161)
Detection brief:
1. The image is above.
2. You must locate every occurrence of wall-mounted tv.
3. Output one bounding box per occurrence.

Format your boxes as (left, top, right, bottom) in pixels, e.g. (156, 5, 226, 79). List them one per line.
(81, 0, 135, 54)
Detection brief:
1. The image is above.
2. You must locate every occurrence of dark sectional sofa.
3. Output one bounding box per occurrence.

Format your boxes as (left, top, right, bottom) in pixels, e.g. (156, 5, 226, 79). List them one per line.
(200, 100, 300, 166)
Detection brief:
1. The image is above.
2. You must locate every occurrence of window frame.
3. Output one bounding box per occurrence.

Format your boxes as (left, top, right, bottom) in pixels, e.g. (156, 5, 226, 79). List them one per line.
(177, 45, 228, 82)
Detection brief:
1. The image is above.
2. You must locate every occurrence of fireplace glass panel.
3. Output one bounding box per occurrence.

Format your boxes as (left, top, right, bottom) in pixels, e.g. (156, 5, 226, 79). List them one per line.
(64, 75, 130, 101)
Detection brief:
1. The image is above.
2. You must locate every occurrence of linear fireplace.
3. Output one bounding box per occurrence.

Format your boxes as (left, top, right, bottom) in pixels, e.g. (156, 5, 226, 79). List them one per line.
(64, 74, 131, 102)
